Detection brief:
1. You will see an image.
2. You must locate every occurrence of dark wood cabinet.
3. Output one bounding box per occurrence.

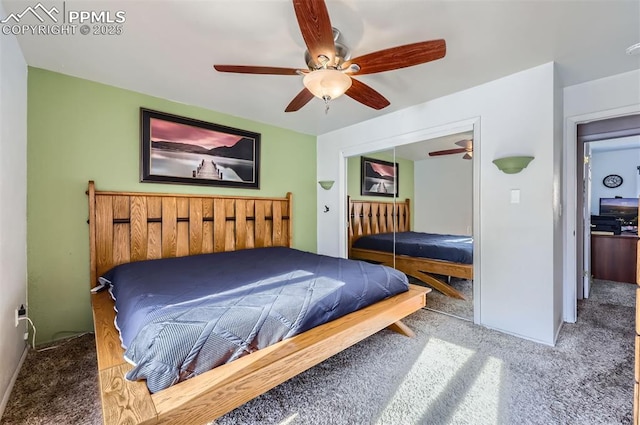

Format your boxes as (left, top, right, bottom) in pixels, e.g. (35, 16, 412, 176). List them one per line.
(590, 233, 638, 284)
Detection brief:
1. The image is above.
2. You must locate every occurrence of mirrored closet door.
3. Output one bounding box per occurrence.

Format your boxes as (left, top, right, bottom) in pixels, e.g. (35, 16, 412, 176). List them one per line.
(345, 133, 474, 322)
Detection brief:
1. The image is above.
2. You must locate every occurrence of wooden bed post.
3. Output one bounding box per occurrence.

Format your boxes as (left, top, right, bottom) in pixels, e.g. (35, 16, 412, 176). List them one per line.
(88, 181, 97, 288)
(404, 198, 411, 232)
(286, 192, 293, 247)
(347, 195, 352, 258)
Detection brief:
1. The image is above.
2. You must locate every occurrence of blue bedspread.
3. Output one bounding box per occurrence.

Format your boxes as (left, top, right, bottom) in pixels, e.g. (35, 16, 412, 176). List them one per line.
(100, 247, 408, 392)
(352, 231, 473, 264)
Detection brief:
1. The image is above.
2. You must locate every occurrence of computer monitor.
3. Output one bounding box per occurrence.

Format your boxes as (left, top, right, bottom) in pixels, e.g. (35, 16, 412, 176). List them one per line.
(599, 197, 638, 224)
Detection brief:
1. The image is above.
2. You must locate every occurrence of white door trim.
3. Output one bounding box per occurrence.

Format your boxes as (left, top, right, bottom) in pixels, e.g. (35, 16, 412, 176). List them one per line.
(583, 144, 592, 298)
(563, 105, 640, 323)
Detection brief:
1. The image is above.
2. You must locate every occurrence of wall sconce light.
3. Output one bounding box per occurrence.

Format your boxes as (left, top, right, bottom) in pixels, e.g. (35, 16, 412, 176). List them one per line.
(318, 180, 335, 190)
(492, 156, 534, 174)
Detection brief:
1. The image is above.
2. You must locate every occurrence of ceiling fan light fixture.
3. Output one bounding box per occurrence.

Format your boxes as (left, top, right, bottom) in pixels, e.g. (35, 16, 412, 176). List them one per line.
(303, 69, 352, 101)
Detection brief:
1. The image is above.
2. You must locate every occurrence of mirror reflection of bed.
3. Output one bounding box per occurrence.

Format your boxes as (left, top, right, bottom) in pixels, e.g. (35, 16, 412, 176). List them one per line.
(345, 131, 474, 321)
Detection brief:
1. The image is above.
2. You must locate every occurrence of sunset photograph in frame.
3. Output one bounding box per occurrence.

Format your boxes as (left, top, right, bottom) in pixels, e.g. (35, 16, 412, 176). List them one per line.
(140, 108, 260, 188)
(361, 156, 398, 197)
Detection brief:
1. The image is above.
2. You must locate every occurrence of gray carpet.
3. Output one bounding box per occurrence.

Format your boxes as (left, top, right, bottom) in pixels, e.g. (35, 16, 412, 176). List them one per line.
(1, 279, 634, 425)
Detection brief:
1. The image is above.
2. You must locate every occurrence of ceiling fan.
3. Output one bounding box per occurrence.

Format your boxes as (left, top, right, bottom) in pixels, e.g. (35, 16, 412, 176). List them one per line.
(213, 0, 446, 113)
(429, 139, 473, 160)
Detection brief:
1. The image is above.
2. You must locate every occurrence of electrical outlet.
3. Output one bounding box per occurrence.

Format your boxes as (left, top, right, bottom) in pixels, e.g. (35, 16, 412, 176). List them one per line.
(23, 332, 28, 341)
(15, 304, 26, 327)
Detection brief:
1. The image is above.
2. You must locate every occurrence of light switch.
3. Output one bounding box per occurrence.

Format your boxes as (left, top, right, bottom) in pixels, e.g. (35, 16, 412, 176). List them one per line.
(510, 189, 520, 204)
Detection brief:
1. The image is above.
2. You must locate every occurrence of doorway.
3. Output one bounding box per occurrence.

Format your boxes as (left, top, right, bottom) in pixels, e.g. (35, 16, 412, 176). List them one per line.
(575, 114, 640, 304)
(583, 136, 640, 301)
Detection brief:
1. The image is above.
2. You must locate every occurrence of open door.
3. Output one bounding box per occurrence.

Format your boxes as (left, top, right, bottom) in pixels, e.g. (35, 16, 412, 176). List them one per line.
(582, 146, 592, 298)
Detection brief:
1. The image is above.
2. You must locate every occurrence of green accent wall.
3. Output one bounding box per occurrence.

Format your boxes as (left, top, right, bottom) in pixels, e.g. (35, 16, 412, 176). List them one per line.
(347, 152, 415, 227)
(27, 68, 317, 344)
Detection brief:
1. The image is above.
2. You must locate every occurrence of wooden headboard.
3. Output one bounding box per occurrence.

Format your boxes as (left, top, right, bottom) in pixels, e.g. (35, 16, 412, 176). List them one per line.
(87, 181, 292, 288)
(347, 197, 410, 252)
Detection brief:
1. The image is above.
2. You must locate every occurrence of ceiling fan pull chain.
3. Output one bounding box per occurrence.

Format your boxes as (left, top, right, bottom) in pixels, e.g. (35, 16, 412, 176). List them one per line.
(323, 95, 331, 114)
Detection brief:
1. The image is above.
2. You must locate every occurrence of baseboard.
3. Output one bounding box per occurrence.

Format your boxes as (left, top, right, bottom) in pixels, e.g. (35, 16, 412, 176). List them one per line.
(554, 320, 565, 345)
(0, 346, 28, 419)
(481, 323, 557, 347)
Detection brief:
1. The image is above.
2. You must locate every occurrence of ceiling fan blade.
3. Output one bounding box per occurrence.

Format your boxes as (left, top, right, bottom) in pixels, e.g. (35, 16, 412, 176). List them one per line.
(463, 153, 473, 160)
(214, 65, 302, 75)
(345, 39, 446, 75)
(455, 139, 473, 149)
(293, 0, 336, 67)
(428, 147, 468, 157)
(285, 88, 315, 112)
(345, 78, 390, 110)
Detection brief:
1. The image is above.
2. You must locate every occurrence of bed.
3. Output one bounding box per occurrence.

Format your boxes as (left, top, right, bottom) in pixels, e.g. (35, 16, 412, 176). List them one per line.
(348, 197, 473, 299)
(87, 181, 429, 424)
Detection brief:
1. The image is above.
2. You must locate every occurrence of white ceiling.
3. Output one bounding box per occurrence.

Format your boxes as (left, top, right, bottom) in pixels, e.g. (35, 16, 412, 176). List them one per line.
(4, 0, 640, 136)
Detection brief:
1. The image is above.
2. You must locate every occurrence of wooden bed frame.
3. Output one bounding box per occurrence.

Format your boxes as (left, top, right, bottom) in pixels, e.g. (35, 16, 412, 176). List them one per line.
(348, 197, 473, 299)
(87, 181, 429, 424)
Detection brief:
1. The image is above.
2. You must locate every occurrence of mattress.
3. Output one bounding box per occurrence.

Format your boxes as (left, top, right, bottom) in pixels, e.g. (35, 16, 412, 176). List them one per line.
(352, 231, 473, 264)
(100, 246, 408, 392)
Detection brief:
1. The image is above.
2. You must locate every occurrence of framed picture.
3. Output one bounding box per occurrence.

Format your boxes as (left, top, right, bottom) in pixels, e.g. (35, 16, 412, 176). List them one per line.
(140, 108, 260, 189)
(360, 156, 399, 197)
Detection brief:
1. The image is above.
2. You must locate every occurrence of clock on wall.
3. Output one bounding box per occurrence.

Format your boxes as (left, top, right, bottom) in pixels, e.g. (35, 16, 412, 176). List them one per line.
(602, 174, 623, 188)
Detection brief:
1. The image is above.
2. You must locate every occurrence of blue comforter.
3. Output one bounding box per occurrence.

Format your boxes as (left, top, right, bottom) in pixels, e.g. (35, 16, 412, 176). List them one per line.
(352, 231, 473, 264)
(101, 247, 408, 392)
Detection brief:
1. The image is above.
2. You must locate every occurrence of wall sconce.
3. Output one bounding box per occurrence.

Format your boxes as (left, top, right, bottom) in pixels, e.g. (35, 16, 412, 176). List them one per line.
(318, 180, 335, 190)
(492, 156, 535, 174)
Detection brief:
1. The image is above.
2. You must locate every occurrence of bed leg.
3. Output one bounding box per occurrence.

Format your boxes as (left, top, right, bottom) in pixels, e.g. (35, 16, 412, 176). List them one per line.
(386, 320, 415, 338)
(417, 273, 465, 300)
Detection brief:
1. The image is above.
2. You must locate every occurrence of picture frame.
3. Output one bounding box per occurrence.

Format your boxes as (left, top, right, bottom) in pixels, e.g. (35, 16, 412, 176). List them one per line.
(140, 108, 260, 189)
(360, 156, 399, 197)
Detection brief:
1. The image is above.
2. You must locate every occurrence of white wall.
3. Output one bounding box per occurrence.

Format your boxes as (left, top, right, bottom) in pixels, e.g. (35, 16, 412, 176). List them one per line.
(563, 69, 640, 321)
(590, 146, 640, 215)
(0, 4, 28, 415)
(317, 62, 562, 345)
(413, 156, 472, 235)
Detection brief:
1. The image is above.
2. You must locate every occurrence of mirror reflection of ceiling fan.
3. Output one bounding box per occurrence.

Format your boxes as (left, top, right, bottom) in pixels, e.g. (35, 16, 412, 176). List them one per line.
(213, 0, 446, 113)
(428, 139, 473, 160)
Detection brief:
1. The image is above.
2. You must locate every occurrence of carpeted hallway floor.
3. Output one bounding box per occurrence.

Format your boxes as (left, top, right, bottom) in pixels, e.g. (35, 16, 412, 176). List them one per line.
(1, 278, 634, 425)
